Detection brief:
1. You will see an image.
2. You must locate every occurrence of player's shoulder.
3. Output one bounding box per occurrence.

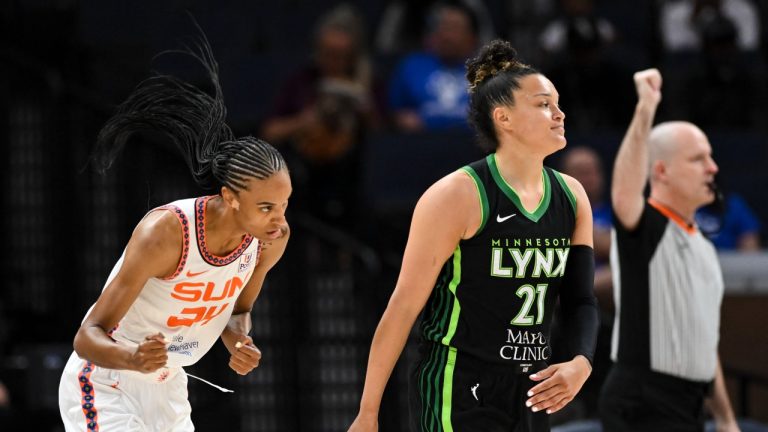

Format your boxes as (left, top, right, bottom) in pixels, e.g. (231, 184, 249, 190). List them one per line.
(421, 169, 478, 205)
(131, 209, 185, 254)
(409, 169, 481, 237)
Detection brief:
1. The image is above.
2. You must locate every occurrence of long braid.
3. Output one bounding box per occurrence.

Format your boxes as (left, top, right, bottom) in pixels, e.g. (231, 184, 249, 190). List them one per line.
(92, 27, 285, 192)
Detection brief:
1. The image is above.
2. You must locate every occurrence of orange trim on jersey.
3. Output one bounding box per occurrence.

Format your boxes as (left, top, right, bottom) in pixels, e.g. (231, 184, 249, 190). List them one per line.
(648, 198, 697, 235)
(195, 196, 254, 266)
(156, 205, 191, 280)
(78, 361, 100, 431)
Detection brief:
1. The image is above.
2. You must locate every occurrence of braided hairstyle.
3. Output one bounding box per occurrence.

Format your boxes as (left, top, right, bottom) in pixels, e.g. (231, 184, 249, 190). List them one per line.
(93, 32, 285, 192)
(466, 39, 539, 152)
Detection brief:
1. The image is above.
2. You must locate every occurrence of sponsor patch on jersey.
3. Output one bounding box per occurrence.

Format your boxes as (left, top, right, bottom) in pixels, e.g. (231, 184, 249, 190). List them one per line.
(238, 252, 254, 273)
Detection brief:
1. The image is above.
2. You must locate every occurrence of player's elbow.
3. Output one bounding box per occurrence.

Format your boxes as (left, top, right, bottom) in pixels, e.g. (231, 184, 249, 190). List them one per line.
(385, 290, 424, 325)
(72, 324, 101, 359)
(72, 326, 88, 358)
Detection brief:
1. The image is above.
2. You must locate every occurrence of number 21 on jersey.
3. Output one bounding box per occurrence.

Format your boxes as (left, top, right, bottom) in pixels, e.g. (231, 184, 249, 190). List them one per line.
(510, 283, 548, 326)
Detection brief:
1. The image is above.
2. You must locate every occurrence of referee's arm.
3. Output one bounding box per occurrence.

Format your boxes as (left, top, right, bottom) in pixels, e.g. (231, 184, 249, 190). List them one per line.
(612, 69, 662, 231)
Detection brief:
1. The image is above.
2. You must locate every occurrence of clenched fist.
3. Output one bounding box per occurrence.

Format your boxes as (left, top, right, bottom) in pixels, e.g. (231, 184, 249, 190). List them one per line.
(229, 336, 261, 375)
(633, 68, 662, 108)
(130, 333, 169, 373)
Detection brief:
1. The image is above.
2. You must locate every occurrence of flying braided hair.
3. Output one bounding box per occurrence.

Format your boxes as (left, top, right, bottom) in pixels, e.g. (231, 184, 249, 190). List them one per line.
(93, 27, 285, 191)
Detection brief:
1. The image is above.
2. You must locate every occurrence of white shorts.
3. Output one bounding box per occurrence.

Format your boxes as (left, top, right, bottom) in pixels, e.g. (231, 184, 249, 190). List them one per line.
(58, 352, 194, 431)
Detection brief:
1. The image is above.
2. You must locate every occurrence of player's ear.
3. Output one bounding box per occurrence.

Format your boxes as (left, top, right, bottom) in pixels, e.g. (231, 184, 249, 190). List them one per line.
(221, 186, 240, 211)
(492, 106, 515, 133)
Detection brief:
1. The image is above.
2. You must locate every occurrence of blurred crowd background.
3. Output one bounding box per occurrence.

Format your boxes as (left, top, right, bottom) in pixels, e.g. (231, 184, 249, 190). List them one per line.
(1, 0, 768, 430)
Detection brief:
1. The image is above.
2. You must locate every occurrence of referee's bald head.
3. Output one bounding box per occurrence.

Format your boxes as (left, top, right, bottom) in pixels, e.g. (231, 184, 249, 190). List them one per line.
(647, 121, 709, 180)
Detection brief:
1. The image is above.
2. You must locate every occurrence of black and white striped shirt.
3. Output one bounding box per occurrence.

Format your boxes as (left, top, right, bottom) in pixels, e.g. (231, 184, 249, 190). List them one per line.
(610, 199, 723, 381)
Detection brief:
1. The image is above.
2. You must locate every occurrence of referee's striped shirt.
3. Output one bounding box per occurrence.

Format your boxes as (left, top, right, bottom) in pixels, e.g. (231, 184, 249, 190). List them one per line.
(609, 198, 723, 382)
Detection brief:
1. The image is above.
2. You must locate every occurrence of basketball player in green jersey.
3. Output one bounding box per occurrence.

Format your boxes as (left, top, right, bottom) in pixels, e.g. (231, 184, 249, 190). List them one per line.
(349, 40, 599, 432)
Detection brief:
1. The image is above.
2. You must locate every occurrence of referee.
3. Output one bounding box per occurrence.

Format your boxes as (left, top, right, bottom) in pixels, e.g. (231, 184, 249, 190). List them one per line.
(599, 68, 739, 431)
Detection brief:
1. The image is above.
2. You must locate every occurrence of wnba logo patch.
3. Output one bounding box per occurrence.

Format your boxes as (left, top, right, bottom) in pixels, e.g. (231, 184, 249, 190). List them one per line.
(238, 252, 254, 273)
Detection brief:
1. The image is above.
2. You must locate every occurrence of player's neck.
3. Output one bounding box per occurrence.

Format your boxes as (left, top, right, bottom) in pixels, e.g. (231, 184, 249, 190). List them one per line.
(203, 196, 248, 255)
(494, 147, 544, 192)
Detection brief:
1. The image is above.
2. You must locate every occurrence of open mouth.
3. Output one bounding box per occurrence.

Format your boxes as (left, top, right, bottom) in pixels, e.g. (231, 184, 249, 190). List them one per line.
(265, 226, 287, 239)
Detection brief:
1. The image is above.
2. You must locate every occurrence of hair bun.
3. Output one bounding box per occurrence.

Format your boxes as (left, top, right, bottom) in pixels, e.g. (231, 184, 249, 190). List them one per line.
(466, 39, 526, 90)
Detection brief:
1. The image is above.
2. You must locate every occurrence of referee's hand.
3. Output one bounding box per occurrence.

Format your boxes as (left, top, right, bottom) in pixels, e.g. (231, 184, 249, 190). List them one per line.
(525, 356, 591, 414)
(633, 68, 662, 108)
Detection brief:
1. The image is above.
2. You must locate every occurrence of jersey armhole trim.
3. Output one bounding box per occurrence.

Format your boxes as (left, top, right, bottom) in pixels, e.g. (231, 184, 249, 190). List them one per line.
(154, 205, 191, 280)
(460, 166, 489, 238)
(552, 169, 577, 215)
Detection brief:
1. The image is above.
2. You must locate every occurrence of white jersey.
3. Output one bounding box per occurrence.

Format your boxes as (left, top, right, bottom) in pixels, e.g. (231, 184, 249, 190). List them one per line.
(60, 196, 259, 431)
(91, 196, 260, 374)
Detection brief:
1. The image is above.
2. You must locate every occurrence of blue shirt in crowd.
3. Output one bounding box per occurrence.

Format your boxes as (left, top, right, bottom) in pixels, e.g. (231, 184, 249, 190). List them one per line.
(696, 194, 761, 250)
(388, 53, 470, 131)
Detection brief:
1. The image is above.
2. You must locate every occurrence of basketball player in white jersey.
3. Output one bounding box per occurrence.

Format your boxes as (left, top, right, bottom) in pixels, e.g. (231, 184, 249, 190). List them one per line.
(58, 36, 290, 431)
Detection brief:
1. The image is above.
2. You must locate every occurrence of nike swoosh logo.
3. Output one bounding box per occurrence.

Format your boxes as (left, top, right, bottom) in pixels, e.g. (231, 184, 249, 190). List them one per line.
(186, 269, 209, 277)
(496, 213, 517, 223)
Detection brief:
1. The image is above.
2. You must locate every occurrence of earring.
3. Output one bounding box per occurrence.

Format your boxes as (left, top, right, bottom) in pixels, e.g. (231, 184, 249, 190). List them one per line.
(233, 202, 240, 211)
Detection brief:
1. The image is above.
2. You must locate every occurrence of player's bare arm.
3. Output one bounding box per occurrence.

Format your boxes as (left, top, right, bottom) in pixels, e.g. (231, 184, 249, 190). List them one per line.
(221, 225, 290, 375)
(349, 171, 477, 431)
(73, 210, 184, 372)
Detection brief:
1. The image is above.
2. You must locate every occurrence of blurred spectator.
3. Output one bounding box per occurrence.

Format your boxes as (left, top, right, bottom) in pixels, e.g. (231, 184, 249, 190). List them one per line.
(561, 146, 612, 300)
(374, 0, 495, 56)
(0, 381, 8, 408)
(0, 380, 9, 427)
(660, 0, 761, 53)
(696, 189, 762, 251)
(261, 4, 378, 225)
(539, 0, 616, 56)
(387, 2, 479, 132)
(659, 0, 767, 129)
(539, 0, 634, 131)
(502, 0, 558, 65)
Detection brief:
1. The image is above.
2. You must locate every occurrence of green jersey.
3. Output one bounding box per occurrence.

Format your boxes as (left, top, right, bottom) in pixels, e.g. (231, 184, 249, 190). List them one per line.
(420, 154, 577, 369)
